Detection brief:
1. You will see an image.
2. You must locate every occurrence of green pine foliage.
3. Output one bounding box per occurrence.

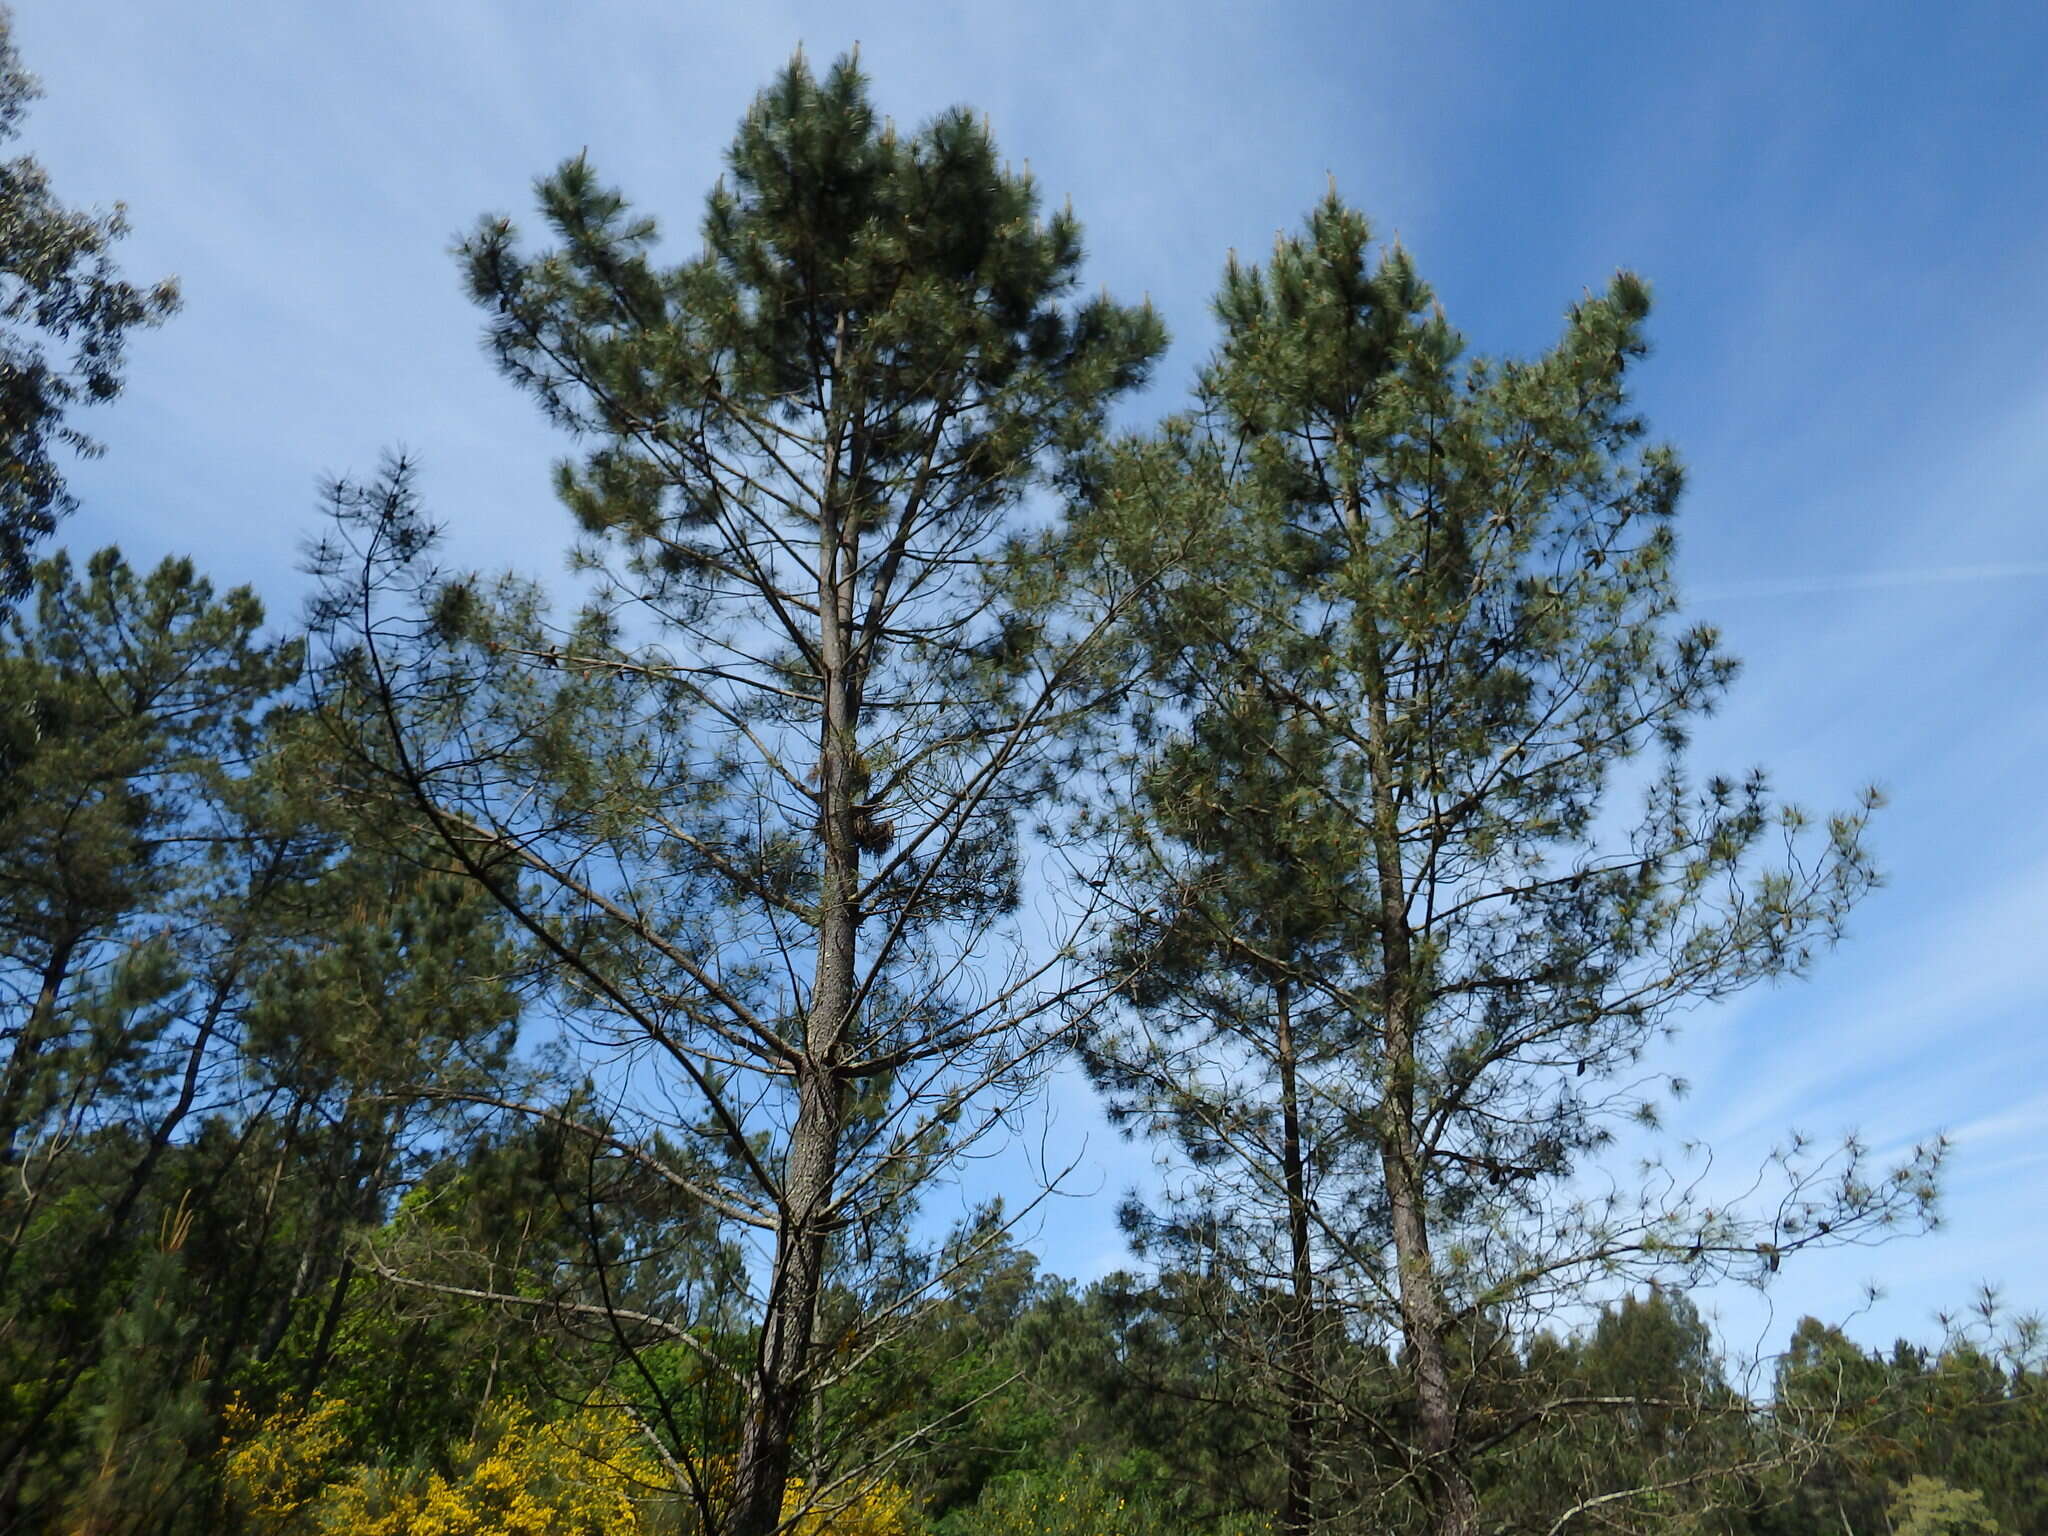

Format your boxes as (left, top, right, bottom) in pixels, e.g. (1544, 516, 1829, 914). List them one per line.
(0, 35, 2036, 1536)
(307, 48, 1163, 1536)
(1075, 193, 1946, 1536)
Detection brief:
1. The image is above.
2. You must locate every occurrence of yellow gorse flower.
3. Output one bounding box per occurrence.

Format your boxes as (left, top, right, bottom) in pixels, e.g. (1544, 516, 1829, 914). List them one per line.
(223, 1395, 918, 1536)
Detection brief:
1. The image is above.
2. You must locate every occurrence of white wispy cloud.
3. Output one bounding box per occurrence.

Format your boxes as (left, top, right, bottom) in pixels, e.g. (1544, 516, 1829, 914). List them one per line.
(1694, 561, 2048, 602)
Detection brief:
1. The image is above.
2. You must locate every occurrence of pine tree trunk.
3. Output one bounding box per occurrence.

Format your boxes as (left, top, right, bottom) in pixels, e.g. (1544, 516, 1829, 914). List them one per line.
(1274, 977, 1317, 1536)
(1381, 1125, 1477, 1536)
(732, 1056, 840, 1536)
(1362, 649, 1478, 1536)
(732, 451, 863, 1536)
(1378, 971, 1477, 1535)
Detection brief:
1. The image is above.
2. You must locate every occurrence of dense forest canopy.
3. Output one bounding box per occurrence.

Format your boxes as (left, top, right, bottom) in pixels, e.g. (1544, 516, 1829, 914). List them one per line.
(0, 16, 2039, 1536)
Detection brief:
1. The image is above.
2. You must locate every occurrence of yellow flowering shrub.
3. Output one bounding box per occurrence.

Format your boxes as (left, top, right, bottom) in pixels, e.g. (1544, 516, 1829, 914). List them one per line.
(220, 1393, 358, 1529)
(223, 1398, 664, 1535)
(223, 1396, 920, 1536)
(781, 1473, 914, 1536)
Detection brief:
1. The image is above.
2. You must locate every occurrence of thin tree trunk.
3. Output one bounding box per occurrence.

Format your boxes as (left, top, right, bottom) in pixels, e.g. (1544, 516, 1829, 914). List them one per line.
(732, 1056, 843, 1536)
(731, 401, 862, 1536)
(300, 1253, 357, 1404)
(1361, 645, 1477, 1536)
(1274, 976, 1317, 1536)
(1380, 1125, 1476, 1536)
(0, 927, 81, 1167)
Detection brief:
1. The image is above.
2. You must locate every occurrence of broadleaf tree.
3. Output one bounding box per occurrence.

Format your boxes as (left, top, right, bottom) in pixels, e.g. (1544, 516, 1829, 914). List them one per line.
(1079, 195, 1944, 1536)
(309, 52, 1163, 1536)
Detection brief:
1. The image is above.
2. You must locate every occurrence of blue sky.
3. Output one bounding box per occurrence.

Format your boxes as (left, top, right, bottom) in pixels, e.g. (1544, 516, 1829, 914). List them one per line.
(16, 0, 2047, 1354)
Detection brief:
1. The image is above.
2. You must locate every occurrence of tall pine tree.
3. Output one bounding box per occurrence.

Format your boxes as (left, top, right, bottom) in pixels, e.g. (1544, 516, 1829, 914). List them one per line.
(312, 52, 1162, 1536)
(1082, 195, 1942, 1536)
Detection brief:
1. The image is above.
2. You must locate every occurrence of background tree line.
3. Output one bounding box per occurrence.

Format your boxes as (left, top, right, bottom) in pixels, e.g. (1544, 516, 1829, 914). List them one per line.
(0, 13, 2037, 1535)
